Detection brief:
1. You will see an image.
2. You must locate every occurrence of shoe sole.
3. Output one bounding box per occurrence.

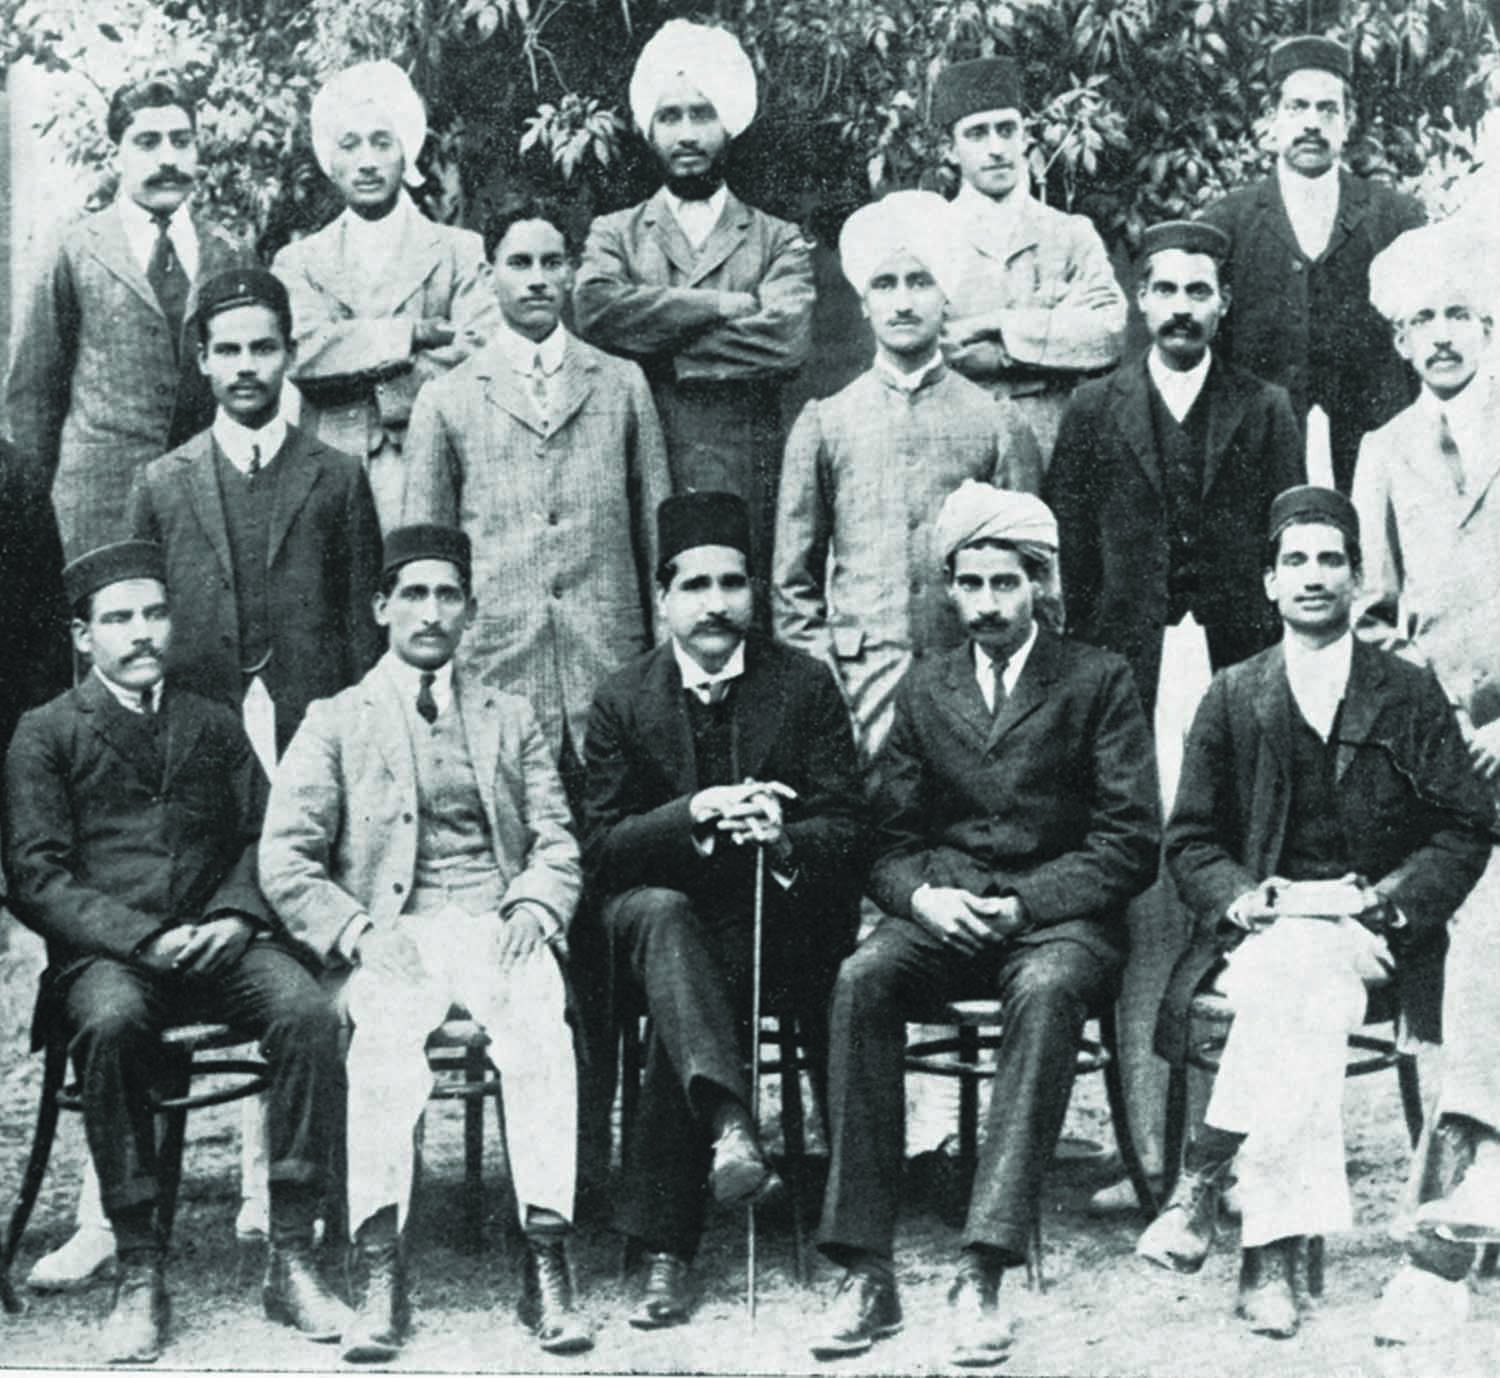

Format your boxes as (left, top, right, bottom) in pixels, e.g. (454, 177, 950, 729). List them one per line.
(1136, 1246, 1207, 1275)
(263, 1295, 347, 1343)
(341, 1338, 400, 1363)
(1235, 1303, 1298, 1339)
(711, 1159, 782, 1208)
(30, 1259, 119, 1294)
(1432, 1221, 1500, 1245)
(810, 1320, 902, 1360)
(539, 1331, 595, 1355)
(628, 1308, 690, 1331)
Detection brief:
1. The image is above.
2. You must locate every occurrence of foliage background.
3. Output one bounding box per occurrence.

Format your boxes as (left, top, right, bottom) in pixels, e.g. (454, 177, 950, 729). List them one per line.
(1, 0, 1496, 256)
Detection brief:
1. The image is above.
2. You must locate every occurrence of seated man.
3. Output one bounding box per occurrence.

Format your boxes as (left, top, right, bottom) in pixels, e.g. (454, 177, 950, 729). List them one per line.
(581, 491, 864, 1328)
(812, 482, 1161, 1366)
(1138, 486, 1492, 1339)
(259, 525, 590, 1361)
(2, 540, 346, 1364)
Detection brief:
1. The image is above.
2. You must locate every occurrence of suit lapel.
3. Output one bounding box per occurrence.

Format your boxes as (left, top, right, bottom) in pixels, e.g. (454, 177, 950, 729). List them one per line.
(83, 204, 163, 319)
(479, 349, 546, 438)
(643, 189, 700, 280)
(266, 429, 323, 566)
(936, 645, 995, 749)
(1114, 363, 1164, 495)
(686, 193, 752, 287)
(732, 641, 784, 783)
(1321, 172, 1368, 266)
(367, 663, 419, 803)
(181, 434, 234, 582)
(1456, 376, 1500, 529)
(1201, 358, 1253, 497)
(549, 343, 597, 436)
(371, 207, 444, 316)
(1335, 641, 1387, 784)
(456, 676, 503, 841)
(1260, 176, 1305, 261)
(1252, 644, 1293, 775)
(75, 675, 163, 783)
(640, 644, 699, 794)
(986, 630, 1059, 751)
(160, 686, 207, 791)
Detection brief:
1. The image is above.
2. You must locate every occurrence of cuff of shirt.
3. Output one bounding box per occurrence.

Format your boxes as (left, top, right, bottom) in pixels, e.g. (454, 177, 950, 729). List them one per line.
(334, 914, 373, 966)
(505, 900, 563, 940)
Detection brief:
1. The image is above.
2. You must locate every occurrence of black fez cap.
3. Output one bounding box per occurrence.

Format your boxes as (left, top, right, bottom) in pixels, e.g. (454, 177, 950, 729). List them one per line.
(195, 267, 293, 338)
(64, 539, 167, 608)
(657, 491, 751, 568)
(932, 58, 1023, 133)
(1140, 219, 1231, 262)
(1268, 485, 1359, 545)
(1268, 35, 1353, 83)
(381, 524, 472, 585)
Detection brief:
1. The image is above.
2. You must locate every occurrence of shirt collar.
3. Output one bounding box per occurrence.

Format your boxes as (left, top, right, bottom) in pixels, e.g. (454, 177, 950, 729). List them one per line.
(117, 196, 197, 272)
(1417, 363, 1495, 433)
(212, 409, 288, 475)
(874, 349, 944, 395)
(1147, 347, 1212, 413)
(339, 195, 415, 250)
(955, 178, 1031, 226)
(1282, 629, 1354, 688)
(493, 321, 567, 377)
(93, 665, 160, 715)
(664, 182, 729, 230)
(973, 621, 1038, 698)
(1277, 161, 1340, 208)
(382, 649, 455, 714)
(672, 637, 746, 702)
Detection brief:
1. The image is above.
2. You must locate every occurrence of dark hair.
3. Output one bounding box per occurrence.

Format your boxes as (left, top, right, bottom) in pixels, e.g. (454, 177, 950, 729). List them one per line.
(106, 78, 195, 144)
(70, 595, 94, 623)
(197, 297, 293, 349)
(943, 537, 1050, 584)
(1265, 519, 1363, 577)
(378, 559, 472, 599)
(482, 195, 577, 262)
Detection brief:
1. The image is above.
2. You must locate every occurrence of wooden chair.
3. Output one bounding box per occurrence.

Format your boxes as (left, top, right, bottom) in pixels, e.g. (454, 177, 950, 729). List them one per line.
(421, 1015, 505, 1254)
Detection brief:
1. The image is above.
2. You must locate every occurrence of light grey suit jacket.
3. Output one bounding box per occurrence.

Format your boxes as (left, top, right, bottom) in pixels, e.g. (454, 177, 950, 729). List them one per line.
(259, 657, 581, 965)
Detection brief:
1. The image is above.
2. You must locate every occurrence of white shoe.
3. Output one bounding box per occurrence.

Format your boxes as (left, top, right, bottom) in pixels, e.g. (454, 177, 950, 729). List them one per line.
(1372, 1263, 1471, 1346)
(236, 1195, 269, 1241)
(1087, 1175, 1162, 1215)
(1417, 1148, 1500, 1244)
(26, 1224, 117, 1292)
(1221, 1180, 1243, 1221)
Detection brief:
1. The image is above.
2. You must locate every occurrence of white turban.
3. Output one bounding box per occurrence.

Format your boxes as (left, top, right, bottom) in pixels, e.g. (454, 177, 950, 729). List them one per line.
(1369, 221, 1496, 325)
(312, 61, 428, 190)
(839, 191, 962, 301)
(629, 20, 758, 139)
(935, 480, 1064, 628)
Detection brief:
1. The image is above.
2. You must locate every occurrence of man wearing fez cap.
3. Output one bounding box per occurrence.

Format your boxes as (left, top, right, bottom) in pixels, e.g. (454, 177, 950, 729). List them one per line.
(2, 539, 347, 1363)
(273, 62, 500, 527)
(574, 21, 816, 595)
(6, 75, 257, 558)
(1352, 227, 1500, 1341)
(1139, 485, 1490, 1338)
(932, 56, 1127, 460)
(774, 190, 1042, 762)
(812, 482, 1159, 1364)
(1045, 220, 1303, 1206)
(1198, 34, 1424, 494)
(581, 490, 864, 1328)
(259, 523, 591, 1359)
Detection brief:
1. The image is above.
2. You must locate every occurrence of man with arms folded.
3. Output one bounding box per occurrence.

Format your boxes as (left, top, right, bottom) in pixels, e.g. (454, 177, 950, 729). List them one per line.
(811, 482, 1159, 1366)
(1138, 486, 1491, 1339)
(259, 525, 591, 1361)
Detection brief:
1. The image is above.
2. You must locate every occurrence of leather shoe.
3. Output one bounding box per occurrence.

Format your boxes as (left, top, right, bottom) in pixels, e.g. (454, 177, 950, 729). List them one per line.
(341, 1220, 406, 1363)
(808, 1269, 902, 1360)
(1136, 1164, 1228, 1274)
(1373, 1262, 1472, 1346)
(628, 1251, 692, 1330)
(709, 1121, 782, 1207)
(27, 1224, 117, 1293)
(263, 1243, 351, 1342)
(1235, 1241, 1299, 1338)
(518, 1236, 593, 1355)
(102, 1257, 169, 1365)
(947, 1270, 1014, 1367)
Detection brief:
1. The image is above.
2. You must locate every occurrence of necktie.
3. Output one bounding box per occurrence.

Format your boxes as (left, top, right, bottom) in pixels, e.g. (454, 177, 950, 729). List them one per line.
(146, 214, 189, 349)
(416, 671, 438, 724)
(248, 443, 261, 478)
(1438, 413, 1466, 496)
(985, 654, 1010, 715)
(531, 351, 550, 430)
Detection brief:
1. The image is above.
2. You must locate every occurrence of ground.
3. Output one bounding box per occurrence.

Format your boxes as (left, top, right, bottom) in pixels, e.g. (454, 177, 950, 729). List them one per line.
(3, 922, 1497, 1377)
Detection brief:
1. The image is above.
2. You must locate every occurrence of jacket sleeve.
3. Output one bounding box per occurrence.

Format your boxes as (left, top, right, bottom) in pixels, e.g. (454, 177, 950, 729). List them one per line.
(274, 246, 416, 386)
(779, 663, 866, 886)
(497, 701, 582, 930)
(992, 399, 1044, 494)
(771, 400, 834, 665)
(5, 232, 78, 490)
(342, 465, 385, 682)
(625, 366, 671, 639)
(201, 712, 274, 927)
(867, 676, 943, 917)
(1349, 436, 1406, 648)
(125, 466, 160, 543)
(399, 385, 461, 525)
(1045, 398, 1104, 634)
(411, 234, 499, 384)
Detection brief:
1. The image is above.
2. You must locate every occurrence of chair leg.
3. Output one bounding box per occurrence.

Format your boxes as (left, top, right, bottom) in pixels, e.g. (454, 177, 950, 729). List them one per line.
(1160, 1063, 1190, 1203)
(1305, 1235, 1325, 1298)
(1479, 1244, 1499, 1279)
(1397, 1053, 1424, 1148)
(153, 1052, 194, 1249)
(1, 1039, 69, 1312)
(957, 1025, 979, 1192)
(619, 1019, 643, 1167)
(462, 1044, 486, 1254)
(1025, 1216, 1045, 1293)
(777, 1013, 807, 1285)
(1099, 1003, 1159, 1214)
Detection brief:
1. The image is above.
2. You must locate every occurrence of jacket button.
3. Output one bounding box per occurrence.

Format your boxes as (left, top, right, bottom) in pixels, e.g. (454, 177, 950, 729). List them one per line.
(548, 511, 559, 525)
(402, 812, 413, 823)
(551, 579, 563, 597)
(393, 882, 404, 894)
(1292, 262, 1304, 273)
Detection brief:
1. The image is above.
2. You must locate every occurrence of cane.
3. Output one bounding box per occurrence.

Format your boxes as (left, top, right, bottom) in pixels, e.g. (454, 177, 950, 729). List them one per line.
(747, 842, 766, 1329)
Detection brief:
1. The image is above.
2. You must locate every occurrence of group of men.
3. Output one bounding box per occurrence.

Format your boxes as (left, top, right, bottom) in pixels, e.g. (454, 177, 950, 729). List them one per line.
(1, 11, 1498, 1370)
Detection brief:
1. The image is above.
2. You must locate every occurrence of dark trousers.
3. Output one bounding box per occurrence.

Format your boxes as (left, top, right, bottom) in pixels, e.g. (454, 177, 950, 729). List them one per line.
(606, 883, 828, 1258)
(818, 919, 1115, 1264)
(62, 942, 341, 1222)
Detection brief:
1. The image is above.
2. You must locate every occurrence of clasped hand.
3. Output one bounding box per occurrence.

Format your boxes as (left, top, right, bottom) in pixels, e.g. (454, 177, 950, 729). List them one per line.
(690, 779, 797, 858)
(910, 886, 1025, 954)
(138, 917, 253, 976)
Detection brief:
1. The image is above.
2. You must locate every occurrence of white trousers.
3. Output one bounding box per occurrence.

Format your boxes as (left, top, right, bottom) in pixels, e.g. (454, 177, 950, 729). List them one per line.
(1437, 844, 1500, 1132)
(344, 905, 577, 1234)
(1208, 917, 1392, 1247)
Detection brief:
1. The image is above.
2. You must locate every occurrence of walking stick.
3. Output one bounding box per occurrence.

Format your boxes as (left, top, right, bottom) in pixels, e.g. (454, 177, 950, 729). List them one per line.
(748, 842, 766, 1329)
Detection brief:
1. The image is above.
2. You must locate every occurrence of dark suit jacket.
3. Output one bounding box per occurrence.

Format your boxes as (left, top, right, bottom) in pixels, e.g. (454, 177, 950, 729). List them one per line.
(868, 633, 1161, 968)
(1199, 171, 1424, 488)
(1157, 640, 1493, 1063)
(126, 424, 383, 752)
(3, 675, 273, 1038)
(582, 635, 865, 961)
(1046, 354, 1304, 709)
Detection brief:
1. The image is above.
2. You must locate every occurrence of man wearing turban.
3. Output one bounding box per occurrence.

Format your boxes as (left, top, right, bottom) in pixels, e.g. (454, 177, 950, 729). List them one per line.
(574, 20, 816, 599)
(273, 61, 500, 527)
(932, 57, 1127, 460)
(812, 482, 1159, 1365)
(774, 191, 1042, 761)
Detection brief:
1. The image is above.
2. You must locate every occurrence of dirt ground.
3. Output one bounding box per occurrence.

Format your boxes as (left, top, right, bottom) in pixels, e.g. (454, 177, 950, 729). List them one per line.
(4, 921, 1498, 1378)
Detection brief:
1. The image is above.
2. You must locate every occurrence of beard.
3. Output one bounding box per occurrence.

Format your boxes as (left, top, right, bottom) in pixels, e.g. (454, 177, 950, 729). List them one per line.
(659, 152, 727, 201)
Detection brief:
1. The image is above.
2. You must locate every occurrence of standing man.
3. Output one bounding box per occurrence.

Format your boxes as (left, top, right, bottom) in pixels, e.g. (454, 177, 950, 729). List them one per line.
(574, 20, 816, 592)
(582, 491, 864, 1329)
(1138, 487, 1491, 1339)
(774, 190, 1042, 760)
(933, 57, 1127, 460)
(260, 526, 591, 1361)
(129, 267, 384, 763)
(273, 61, 499, 527)
(1199, 35, 1424, 492)
(3, 540, 348, 1364)
(6, 76, 256, 557)
(811, 482, 1160, 1366)
(1353, 228, 1500, 1342)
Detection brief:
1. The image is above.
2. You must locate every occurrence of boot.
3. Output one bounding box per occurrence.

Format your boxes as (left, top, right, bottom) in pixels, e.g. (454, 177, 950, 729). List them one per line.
(628, 1250, 692, 1330)
(518, 1234, 593, 1355)
(341, 1211, 406, 1363)
(1136, 1158, 1234, 1274)
(263, 1241, 352, 1342)
(101, 1255, 169, 1365)
(1235, 1239, 1300, 1338)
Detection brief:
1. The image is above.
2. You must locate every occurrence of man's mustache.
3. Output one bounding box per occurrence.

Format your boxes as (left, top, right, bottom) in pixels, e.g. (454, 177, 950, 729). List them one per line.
(146, 170, 192, 187)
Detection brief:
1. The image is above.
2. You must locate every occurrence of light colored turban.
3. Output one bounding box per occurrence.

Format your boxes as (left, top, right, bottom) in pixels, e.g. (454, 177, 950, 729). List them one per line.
(936, 480, 1063, 628)
(629, 20, 758, 138)
(1369, 221, 1495, 325)
(839, 191, 963, 301)
(312, 61, 428, 190)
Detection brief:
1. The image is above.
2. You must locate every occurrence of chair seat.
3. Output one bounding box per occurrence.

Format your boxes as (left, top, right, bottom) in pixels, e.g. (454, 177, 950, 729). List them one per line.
(426, 1018, 491, 1051)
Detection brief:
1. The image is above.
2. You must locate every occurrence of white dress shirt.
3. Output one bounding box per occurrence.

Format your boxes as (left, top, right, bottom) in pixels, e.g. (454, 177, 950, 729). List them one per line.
(1148, 347, 1212, 424)
(1416, 366, 1495, 494)
(212, 411, 288, 476)
(875, 348, 945, 395)
(492, 321, 566, 425)
(974, 622, 1039, 713)
(94, 666, 161, 715)
(1282, 630, 1353, 741)
(673, 637, 745, 704)
(1277, 162, 1340, 261)
(384, 651, 455, 718)
(665, 183, 729, 253)
(954, 178, 1028, 239)
(118, 196, 199, 280)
